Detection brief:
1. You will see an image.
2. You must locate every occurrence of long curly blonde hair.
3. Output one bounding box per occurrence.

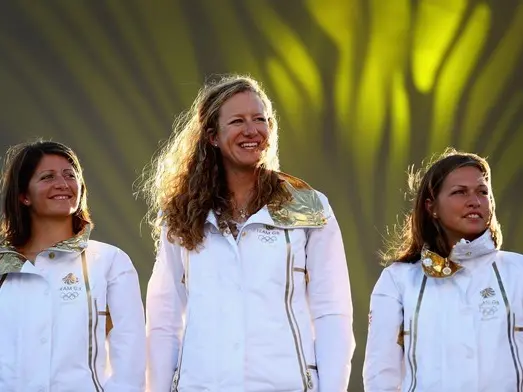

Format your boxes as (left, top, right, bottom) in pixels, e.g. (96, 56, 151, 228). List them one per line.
(141, 75, 291, 250)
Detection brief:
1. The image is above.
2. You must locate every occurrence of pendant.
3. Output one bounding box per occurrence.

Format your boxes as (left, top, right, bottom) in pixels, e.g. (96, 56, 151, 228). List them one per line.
(442, 266, 452, 276)
(239, 208, 247, 220)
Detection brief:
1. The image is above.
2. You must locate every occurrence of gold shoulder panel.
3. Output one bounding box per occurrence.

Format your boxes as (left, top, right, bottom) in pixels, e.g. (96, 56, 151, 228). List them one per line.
(276, 172, 314, 190)
(268, 172, 327, 228)
(0, 250, 25, 274)
(0, 225, 91, 274)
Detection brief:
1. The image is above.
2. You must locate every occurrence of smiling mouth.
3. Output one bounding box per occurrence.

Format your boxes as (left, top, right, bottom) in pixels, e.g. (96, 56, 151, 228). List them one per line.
(239, 142, 260, 150)
(51, 195, 72, 200)
(464, 213, 482, 219)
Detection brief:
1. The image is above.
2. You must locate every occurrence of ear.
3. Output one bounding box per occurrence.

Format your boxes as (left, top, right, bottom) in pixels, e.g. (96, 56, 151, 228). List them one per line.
(425, 198, 435, 217)
(19, 194, 30, 206)
(207, 128, 218, 147)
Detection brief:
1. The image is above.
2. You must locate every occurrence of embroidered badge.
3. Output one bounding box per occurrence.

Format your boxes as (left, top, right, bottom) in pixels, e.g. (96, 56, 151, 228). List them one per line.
(62, 273, 79, 285)
(60, 272, 82, 301)
(479, 287, 499, 320)
(257, 227, 279, 244)
(480, 287, 495, 299)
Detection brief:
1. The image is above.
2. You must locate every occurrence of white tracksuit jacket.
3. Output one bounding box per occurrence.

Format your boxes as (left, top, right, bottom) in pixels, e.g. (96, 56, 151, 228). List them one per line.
(146, 175, 355, 392)
(364, 230, 523, 391)
(0, 227, 146, 392)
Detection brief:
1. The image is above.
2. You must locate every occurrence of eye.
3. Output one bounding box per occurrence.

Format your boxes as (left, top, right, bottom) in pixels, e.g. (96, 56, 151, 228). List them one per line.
(64, 172, 77, 179)
(452, 189, 465, 195)
(254, 117, 267, 123)
(41, 174, 54, 180)
(479, 189, 489, 196)
(230, 119, 243, 124)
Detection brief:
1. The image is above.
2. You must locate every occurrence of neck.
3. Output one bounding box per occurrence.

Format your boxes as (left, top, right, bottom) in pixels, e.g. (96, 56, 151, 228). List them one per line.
(24, 217, 75, 253)
(226, 167, 257, 208)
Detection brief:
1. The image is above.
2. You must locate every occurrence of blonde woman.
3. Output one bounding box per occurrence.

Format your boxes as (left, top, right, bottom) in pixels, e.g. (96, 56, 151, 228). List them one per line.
(144, 75, 355, 392)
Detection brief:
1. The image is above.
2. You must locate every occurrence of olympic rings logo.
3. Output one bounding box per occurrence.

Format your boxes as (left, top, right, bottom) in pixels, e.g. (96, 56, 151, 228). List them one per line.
(61, 291, 80, 301)
(480, 306, 498, 317)
(258, 234, 277, 244)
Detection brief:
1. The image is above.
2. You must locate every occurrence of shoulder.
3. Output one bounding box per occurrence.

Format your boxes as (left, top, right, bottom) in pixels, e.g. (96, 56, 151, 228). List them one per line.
(277, 172, 333, 219)
(375, 260, 421, 294)
(498, 250, 523, 271)
(86, 240, 132, 262)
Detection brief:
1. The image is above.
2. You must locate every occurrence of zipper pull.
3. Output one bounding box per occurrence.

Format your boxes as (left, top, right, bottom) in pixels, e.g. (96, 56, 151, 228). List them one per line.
(306, 370, 314, 389)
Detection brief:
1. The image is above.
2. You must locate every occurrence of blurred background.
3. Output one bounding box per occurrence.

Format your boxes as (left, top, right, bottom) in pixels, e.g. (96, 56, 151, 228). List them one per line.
(1, 0, 522, 390)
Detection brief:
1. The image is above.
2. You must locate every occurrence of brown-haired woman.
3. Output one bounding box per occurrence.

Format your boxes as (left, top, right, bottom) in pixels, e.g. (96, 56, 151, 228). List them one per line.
(363, 148, 523, 391)
(144, 75, 355, 392)
(0, 140, 145, 392)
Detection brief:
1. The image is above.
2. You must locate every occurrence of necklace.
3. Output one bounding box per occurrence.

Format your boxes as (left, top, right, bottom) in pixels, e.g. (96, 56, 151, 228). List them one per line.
(231, 199, 250, 223)
(238, 208, 248, 221)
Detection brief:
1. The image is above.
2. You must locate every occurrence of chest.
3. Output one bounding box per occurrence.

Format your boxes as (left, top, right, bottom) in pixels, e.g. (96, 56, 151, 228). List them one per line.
(401, 262, 523, 345)
(183, 225, 309, 294)
(0, 252, 110, 341)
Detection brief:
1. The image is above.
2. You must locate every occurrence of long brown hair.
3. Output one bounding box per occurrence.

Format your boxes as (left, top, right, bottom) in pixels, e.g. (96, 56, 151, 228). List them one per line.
(382, 148, 502, 264)
(141, 75, 290, 250)
(0, 140, 92, 247)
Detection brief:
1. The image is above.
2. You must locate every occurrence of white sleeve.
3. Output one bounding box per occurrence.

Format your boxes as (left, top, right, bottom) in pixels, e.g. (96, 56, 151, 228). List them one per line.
(306, 204, 355, 392)
(145, 227, 187, 392)
(363, 267, 404, 392)
(104, 249, 146, 392)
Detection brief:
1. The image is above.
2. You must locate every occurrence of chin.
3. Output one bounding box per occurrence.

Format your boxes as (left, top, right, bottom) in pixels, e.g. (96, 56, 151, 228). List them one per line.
(47, 210, 76, 218)
(462, 230, 487, 242)
(237, 160, 261, 169)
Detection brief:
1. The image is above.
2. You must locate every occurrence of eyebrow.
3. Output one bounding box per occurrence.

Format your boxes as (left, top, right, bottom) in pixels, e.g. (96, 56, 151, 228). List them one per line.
(450, 183, 488, 189)
(37, 168, 75, 175)
(227, 112, 265, 118)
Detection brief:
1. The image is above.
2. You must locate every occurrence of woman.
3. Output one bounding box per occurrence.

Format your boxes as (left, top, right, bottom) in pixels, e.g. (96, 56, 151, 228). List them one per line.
(0, 140, 145, 391)
(144, 75, 355, 392)
(363, 149, 523, 391)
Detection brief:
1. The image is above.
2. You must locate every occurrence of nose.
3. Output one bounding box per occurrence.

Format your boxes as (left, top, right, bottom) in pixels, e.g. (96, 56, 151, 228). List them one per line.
(242, 120, 258, 136)
(466, 194, 481, 207)
(54, 175, 70, 189)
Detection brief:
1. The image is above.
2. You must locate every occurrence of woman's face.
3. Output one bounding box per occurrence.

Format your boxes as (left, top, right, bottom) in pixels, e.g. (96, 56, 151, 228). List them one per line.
(211, 91, 270, 173)
(428, 165, 492, 246)
(22, 154, 81, 222)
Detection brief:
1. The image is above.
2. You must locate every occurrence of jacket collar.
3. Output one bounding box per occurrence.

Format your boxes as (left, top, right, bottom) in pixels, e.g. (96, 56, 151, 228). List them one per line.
(205, 172, 327, 230)
(0, 225, 91, 275)
(449, 229, 496, 262)
(421, 230, 496, 278)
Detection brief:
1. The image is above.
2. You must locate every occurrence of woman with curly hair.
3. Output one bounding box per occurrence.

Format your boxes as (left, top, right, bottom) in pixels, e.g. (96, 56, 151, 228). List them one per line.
(363, 149, 523, 391)
(143, 75, 354, 392)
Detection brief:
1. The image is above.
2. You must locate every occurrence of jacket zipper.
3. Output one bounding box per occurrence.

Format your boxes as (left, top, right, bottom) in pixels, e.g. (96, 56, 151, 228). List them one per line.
(81, 251, 103, 392)
(284, 229, 313, 391)
(493, 261, 523, 392)
(93, 299, 104, 391)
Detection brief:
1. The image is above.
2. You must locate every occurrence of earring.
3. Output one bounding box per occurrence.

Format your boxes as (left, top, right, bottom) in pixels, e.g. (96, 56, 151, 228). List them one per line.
(214, 143, 218, 147)
(432, 213, 437, 218)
